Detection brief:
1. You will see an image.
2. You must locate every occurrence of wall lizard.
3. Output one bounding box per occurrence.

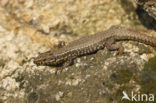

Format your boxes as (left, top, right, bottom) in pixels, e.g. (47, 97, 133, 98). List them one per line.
(33, 26, 156, 71)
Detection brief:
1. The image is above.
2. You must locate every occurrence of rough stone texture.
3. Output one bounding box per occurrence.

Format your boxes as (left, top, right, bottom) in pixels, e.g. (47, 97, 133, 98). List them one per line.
(0, 0, 156, 103)
(135, 0, 156, 30)
(136, 0, 156, 20)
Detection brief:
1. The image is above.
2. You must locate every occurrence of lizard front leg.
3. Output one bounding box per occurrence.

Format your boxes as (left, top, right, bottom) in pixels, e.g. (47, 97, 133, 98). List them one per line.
(55, 59, 73, 74)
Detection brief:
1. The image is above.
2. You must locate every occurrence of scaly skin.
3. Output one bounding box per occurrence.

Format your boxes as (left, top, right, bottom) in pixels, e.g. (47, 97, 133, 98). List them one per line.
(33, 26, 156, 68)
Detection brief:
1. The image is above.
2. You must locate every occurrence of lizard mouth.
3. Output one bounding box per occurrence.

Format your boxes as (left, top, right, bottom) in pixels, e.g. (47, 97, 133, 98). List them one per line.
(33, 56, 44, 66)
(33, 59, 40, 65)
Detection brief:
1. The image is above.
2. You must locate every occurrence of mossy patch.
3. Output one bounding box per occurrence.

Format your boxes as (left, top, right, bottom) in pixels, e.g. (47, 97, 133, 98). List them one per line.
(131, 42, 152, 54)
(15, 74, 25, 89)
(27, 92, 38, 103)
(109, 56, 156, 103)
(143, 56, 156, 71)
(0, 59, 5, 67)
(119, 0, 141, 26)
(137, 43, 151, 54)
(111, 68, 133, 84)
(138, 56, 156, 95)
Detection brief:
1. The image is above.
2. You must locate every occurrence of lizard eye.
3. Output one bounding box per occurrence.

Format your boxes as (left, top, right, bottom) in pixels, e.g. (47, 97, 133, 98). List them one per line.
(39, 62, 42, 65)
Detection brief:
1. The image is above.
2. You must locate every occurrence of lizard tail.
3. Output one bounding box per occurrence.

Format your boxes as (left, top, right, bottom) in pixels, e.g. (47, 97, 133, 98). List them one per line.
(110, 26, 156, 47)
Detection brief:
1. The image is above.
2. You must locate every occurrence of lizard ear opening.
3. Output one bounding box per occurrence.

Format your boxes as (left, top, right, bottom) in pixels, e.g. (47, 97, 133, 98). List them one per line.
(57, 41, 66, 48)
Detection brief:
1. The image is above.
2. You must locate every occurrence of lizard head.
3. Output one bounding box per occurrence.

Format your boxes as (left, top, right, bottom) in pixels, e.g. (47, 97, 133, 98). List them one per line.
(33, 51, 56, 66)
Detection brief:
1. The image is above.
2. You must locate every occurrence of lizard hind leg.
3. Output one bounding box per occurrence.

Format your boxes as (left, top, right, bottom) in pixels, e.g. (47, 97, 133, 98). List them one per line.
(105, 38, 124, 55)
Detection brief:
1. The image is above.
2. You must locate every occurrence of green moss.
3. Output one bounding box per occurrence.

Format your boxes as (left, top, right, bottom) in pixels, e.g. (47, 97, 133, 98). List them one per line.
(138, 56, 156, 95)
(119, 0, 135, 14)
(137, 0, 148, 3)
(15, 75, 24, 82)
(119, 0, 141, 26)
(118, 100, 137, 103)
(111, 69, 133, 84)
(27, 92, 38, 103)
(143, 56, 156, 70)
(0, 99, 3, 103)
(137, 43, 151, 54)
(53, 100, 62, 103)
(0, 59, 5, 67)
(15, 74, 25, 89)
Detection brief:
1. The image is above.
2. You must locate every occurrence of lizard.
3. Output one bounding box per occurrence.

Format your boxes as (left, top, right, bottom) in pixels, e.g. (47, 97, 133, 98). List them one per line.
(33, 26, 156, 71)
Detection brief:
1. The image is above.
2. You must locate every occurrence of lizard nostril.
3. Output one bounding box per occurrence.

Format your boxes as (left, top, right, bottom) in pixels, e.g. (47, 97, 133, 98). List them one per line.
(33, 60, 37, 64)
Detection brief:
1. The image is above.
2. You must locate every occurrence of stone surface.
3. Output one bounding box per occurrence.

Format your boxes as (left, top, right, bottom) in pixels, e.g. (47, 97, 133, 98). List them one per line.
(135, 0, 156, 29)
(136, 0, 156, 20)
(0, 0, 156, 103)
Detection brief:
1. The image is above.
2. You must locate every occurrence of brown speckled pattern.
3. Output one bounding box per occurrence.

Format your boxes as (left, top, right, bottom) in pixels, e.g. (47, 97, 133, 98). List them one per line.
(33, 26, 156, 66)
